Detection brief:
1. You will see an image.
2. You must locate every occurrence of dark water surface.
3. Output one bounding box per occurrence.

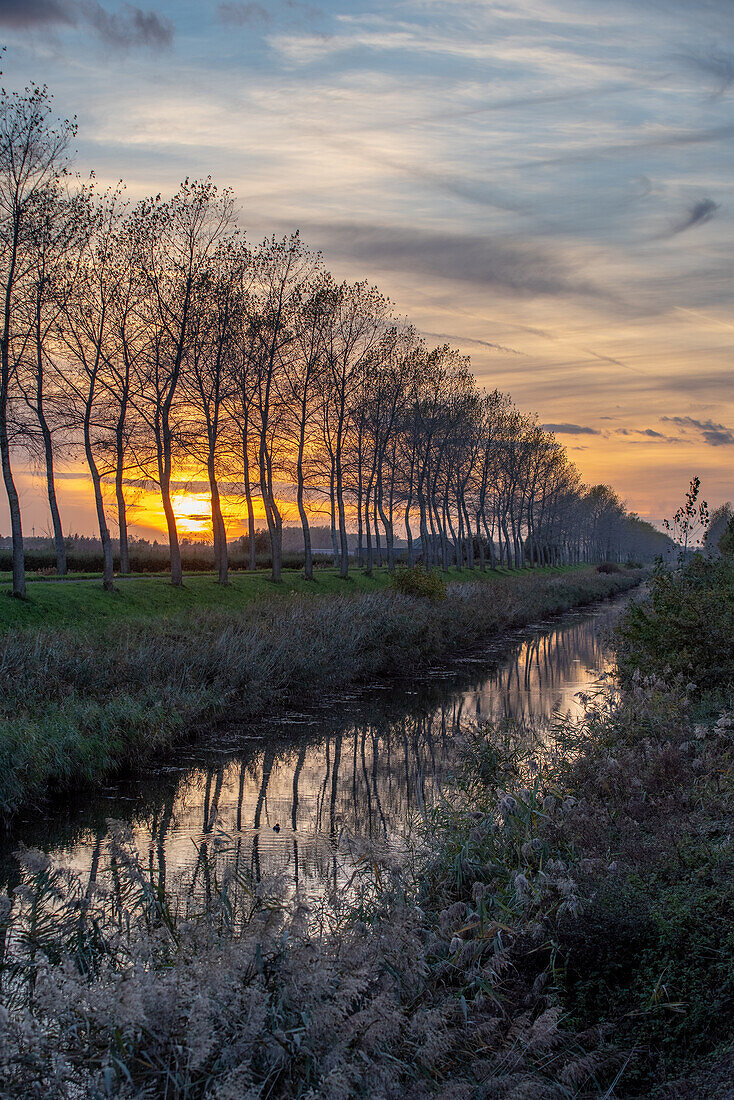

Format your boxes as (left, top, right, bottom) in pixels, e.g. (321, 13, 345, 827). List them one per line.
(1, 592, 631, 909)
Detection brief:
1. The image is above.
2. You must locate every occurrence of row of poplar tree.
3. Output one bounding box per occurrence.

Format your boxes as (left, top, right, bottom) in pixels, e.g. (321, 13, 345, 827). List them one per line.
(0, 84, 668, 597)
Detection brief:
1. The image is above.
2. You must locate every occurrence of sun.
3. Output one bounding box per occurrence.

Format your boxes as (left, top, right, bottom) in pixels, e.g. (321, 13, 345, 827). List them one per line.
(170, 492, 212, 538)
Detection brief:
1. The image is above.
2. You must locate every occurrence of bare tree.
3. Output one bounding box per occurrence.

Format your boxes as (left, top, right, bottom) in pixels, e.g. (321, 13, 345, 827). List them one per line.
(17, 181, 85, 575)
(57, 187, 127, 591)
(181, 236, 246, 584)
(134, 179, 234, 587)
(323, 281, 388, 578)
(0, 84, 75, 597)
(277, 266, 330, 580)
(247, 234, 317, 583)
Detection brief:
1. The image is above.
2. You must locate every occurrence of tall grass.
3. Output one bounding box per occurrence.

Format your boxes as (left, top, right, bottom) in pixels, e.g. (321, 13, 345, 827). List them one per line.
(0, 568, 643, 817)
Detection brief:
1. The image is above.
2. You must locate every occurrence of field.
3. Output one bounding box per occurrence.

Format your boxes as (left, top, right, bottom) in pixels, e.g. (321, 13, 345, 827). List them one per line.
(0, 563, 580, 633)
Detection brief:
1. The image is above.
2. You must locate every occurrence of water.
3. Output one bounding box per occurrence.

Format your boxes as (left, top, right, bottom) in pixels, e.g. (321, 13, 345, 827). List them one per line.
(0, 592, 630, 910)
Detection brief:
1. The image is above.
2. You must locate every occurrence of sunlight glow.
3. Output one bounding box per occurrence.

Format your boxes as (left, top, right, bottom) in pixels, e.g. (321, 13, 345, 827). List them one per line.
(170, 493, 213, 539)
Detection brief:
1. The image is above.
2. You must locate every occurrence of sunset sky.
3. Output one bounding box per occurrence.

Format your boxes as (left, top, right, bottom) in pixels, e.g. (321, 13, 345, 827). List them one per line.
(1, 0, 732, 539)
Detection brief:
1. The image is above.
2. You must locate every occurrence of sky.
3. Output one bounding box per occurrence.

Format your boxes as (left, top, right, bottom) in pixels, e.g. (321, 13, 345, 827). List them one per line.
(0, 0, 732, 538)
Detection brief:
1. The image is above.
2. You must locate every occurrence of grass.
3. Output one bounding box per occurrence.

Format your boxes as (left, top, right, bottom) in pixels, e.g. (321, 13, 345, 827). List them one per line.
(0, 563, 580, 634)
(0, 566, 643, 818)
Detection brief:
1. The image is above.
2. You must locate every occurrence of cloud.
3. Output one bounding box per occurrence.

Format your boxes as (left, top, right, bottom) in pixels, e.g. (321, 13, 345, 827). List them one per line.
(666, 198, 720, 237)
(614, 427, 685, 442)
(82, 1, 173, 48)
(419, 330, 523, 355)
(217, 0, 322, 27)
(525, 123, 734, 171)
(680, 49, 734, 97)
(217, 2, 270, 26)
(306, 222, 598, 299)
(541, 423, 601, 436)
(662, 415, 734, 445)
(0, 0, 173, 47)
(0, 0, 72, 26)
(701, 429, 734, 445)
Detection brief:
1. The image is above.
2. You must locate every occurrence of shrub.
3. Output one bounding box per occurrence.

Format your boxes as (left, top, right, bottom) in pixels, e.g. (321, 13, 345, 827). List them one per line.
(389, 564, 447, 602)
(617, 555, 734, 693)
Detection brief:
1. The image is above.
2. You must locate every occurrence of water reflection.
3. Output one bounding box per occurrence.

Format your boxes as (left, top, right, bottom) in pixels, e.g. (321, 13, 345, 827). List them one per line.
(1, 593, 627, 910)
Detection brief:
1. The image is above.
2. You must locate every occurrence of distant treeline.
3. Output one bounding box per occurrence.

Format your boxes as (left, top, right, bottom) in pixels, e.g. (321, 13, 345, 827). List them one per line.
(0, 532, 341, 574)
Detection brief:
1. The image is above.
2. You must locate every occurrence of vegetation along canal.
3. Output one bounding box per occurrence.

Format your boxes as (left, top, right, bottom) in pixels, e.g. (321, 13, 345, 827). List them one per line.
(0, 590, 633, 915)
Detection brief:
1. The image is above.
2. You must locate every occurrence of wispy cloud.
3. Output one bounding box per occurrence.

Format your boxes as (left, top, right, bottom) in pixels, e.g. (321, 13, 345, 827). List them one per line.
(662, 415, 734, 446)
(0, 0, 72, 26)
(680, 48, 734, 97)
(419, 330, 524, 354)
(614, 427, 684, 442)
(523, 124, 734, 171)
(217, 2, 270, 26)
(541, 423, 600, 435)
(0, 0, 174, 47)
(217, 0, 322, 28)
(306, 222, 599, 298)
(664, 197, 720, 237)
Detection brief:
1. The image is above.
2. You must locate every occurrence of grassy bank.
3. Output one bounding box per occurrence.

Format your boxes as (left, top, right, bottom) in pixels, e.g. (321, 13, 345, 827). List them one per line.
(4, 558, 732, 1098)
(0, 566, 642, 818)
(1, 564, 579, 634)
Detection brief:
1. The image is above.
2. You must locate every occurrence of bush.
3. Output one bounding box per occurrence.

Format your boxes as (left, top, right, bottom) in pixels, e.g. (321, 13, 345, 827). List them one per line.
(389, 564, 447, 602)
(617, 555, 734, 693)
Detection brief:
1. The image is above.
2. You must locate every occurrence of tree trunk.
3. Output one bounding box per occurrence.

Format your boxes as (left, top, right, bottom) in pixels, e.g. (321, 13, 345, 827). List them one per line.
(39, 410, 66, 576)
(85, 444, 114, 592)
(160, 414, 183, 586)
(0, 417, 25, 597)
(33, 335, 66, 576)
(160, 472, 183, 586)
(462, 499, 474, 569)
(418, 492, 429, 568)
(335, 446, 349, 579)
(373, 494, 382, 568)
(259, 439, 282, 583)
(296, 438, 312, 581)
(376, 469, 394, 572)
(363, 480, 373, 575)
(405, 496, 414, 567)
(328, 460, 340, 569)
(241, 421, 256, 571)
(208, 453, 228, 585)
(115, 421, 130, 576)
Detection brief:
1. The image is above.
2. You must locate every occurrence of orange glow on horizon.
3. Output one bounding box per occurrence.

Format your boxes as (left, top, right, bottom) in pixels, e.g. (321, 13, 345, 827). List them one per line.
(127, 482, 336, 541)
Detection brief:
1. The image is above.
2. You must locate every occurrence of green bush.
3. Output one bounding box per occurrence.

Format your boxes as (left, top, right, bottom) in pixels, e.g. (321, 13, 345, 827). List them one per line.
(389, 564, 447, 602)
(617, 555, 734, 692)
